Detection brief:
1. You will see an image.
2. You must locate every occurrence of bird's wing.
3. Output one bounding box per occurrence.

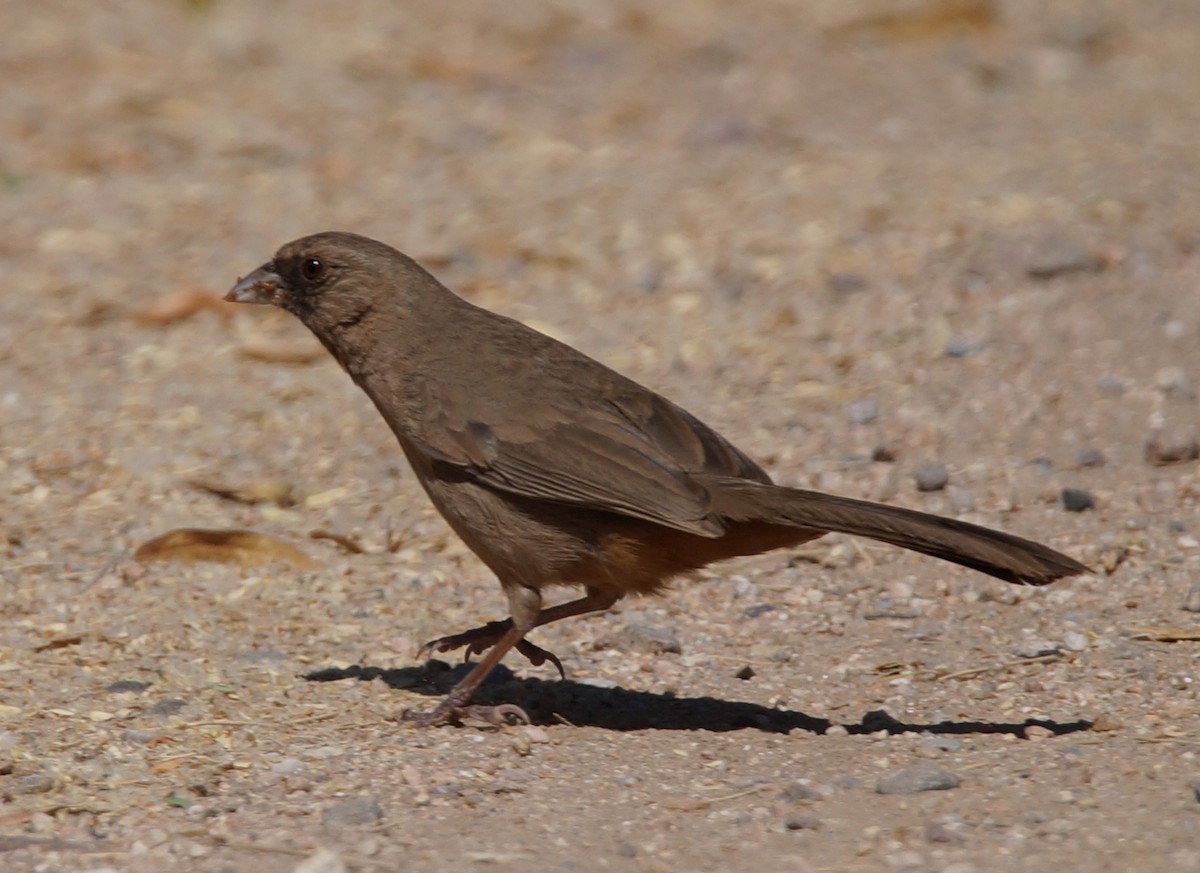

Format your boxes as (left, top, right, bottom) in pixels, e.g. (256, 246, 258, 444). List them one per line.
(411, 384, 770, 537)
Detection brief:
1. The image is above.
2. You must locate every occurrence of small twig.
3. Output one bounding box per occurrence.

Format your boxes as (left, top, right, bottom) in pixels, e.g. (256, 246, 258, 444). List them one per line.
(937, 653, 1062, 681)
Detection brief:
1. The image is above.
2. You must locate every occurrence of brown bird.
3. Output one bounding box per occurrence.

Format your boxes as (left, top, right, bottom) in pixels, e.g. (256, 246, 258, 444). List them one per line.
(226, 231, 1087, 727)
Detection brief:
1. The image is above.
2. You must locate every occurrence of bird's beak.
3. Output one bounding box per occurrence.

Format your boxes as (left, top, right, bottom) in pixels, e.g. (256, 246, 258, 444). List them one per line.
(225, 264, 287, 305)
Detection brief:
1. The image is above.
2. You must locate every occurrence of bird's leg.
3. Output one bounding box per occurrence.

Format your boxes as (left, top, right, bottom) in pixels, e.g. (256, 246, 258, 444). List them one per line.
(403, 586, 546, 727)
(417, 587, 620, 679)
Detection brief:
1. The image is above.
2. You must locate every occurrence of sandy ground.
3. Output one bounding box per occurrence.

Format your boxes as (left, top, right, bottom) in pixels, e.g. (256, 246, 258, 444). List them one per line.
(3, 1, 1200, 871)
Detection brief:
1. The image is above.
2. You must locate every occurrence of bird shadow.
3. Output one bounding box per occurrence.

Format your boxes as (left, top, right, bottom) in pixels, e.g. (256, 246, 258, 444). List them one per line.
(304, 661, 1093, 737)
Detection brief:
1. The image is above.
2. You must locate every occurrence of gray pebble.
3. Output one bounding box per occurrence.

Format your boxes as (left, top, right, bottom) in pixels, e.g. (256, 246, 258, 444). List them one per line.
(827, 273, 867, 295)
(944, 338, 983, 358)
(785, 813, 821, 831)
(1155, 366, 1196, 398)
(846, 397, 880, 425)
(597, 621, 682, 655)
(147, 698, 188, 716)
(1026, 239, 1103, 280)
(270, 757, 305, 775)
(921, 736, 964, 752)
(915, 462, 949, 492)
(1062, 631, 1089, 652)
(1193, 782, 1200, 804)
(1014, 639, 1063, 658)
(1145, 431, 1200, 466)
(106, 679, 151, 694)
(781, 781, 822, 803)
(1182, 584, 1200, 613)
(1061, 488, 1095, 512)
(1073, 447, 1106, 468)
(322, 796, 383, 827)
(15, 773, 54, 795)
(876, 765, 961, 795)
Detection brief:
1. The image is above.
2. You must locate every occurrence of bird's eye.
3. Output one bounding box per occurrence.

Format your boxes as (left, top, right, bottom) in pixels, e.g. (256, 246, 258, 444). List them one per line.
(300, 257, 326, 282)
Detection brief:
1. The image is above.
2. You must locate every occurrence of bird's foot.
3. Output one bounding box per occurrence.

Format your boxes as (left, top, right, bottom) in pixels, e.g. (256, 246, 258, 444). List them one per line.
(418, 621, 564, 679)
(401, 700, 530, 728)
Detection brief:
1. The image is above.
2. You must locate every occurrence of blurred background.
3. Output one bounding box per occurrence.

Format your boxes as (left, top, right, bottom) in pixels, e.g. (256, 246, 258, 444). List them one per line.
(4, 2, 1200, 871)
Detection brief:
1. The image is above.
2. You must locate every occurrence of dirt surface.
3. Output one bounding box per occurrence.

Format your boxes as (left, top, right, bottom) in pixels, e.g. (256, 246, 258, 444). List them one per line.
(4, 1, 1200, 871)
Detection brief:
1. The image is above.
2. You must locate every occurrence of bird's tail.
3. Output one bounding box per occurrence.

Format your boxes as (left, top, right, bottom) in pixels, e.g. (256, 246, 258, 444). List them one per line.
(705, 476, 1087, 585)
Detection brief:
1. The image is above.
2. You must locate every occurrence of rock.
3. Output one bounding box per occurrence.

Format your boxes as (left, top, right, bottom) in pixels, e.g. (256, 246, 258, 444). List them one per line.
(1182, 584, 1200, 613)
(271, 757, 305, 775)
(292, 849, 348, 873)
(1145, 431, 1200, 466)
(846, 397, 879, 425)
(106, 679, 151, 694)
(785, 813, 821, 831)
(876, 765, 961, 795)
(1026, 238, 1104, 280)
(1061, 488, 1095, 512)
(322, 796, 383, 827)
(944, 338, 983, 358)
(596, 621, 682, 655)
(915, 462, 949, 492)
(781, 781, 822, 803)
(1155, 366, 1196, 398)
(1062, 631, 1089, 652)
(1014, 638, 1062, 658)
(1073, 447, 1106, 468)
(735, 665, 755, 680)
(871, 444, 897, 463)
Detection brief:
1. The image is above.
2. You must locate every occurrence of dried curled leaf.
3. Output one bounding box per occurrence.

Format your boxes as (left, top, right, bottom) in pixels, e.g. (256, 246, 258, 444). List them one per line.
(134, 528, 317, 569)
(236, 339, 326, 365)
(133, 288, 238, 327)
(189, 477, 297, 507)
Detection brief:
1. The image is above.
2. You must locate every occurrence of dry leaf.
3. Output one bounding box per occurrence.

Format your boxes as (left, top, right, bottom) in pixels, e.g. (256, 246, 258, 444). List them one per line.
(309, 529, 365, 554)
(190, 477, 297, 507)
(33, 635, 83, 653)
(236, 340, 326, 365)
(1129, 626, 1200, 642)
(134, 529, 317, 569)
(133, 288, 238, 327)
(829, 0, 996, 43)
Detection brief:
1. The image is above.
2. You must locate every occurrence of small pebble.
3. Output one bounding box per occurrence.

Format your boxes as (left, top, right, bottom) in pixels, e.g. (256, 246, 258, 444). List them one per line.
(944, 338, 983, 358)
(735, 665, 755, 680)
(1025, 239, 1103, 280)
(1193, 782, 1200, 804)
(846, 397, 880, 425)
(871, 444, 896, 463)
(1182, 584, 1200, 613)
(1073, 447, 1106, 468)
(1014, 639, 1062, 658)
(781, 781, 822, 803)
(106, 679, 151, 694)
(292, 849, 348, 873)
(1062, 631, 1089, 652)
(1145, 431, 1200, 466)
(15, 773, 54, 795)
(876, 765, 961, 795)
(1024, 725, 1055, 740)
(924, 821, 963, 844)
(742, 603, 776, 619)
(270, 757, 305, 775)
(1155, 366, 1196, 398)
(322, 796, 383, 827)
(915, 462, 949, 492)
(147, 698, 188, 716)
(596, 621, 681, 655)
(1061, 488, 1095, 512)
(785, 814, 821, 831)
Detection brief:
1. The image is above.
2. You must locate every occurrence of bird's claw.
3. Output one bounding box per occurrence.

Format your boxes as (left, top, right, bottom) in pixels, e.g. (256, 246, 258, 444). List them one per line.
(418, 621, 565, 679)
(401, 701, 530, 728)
